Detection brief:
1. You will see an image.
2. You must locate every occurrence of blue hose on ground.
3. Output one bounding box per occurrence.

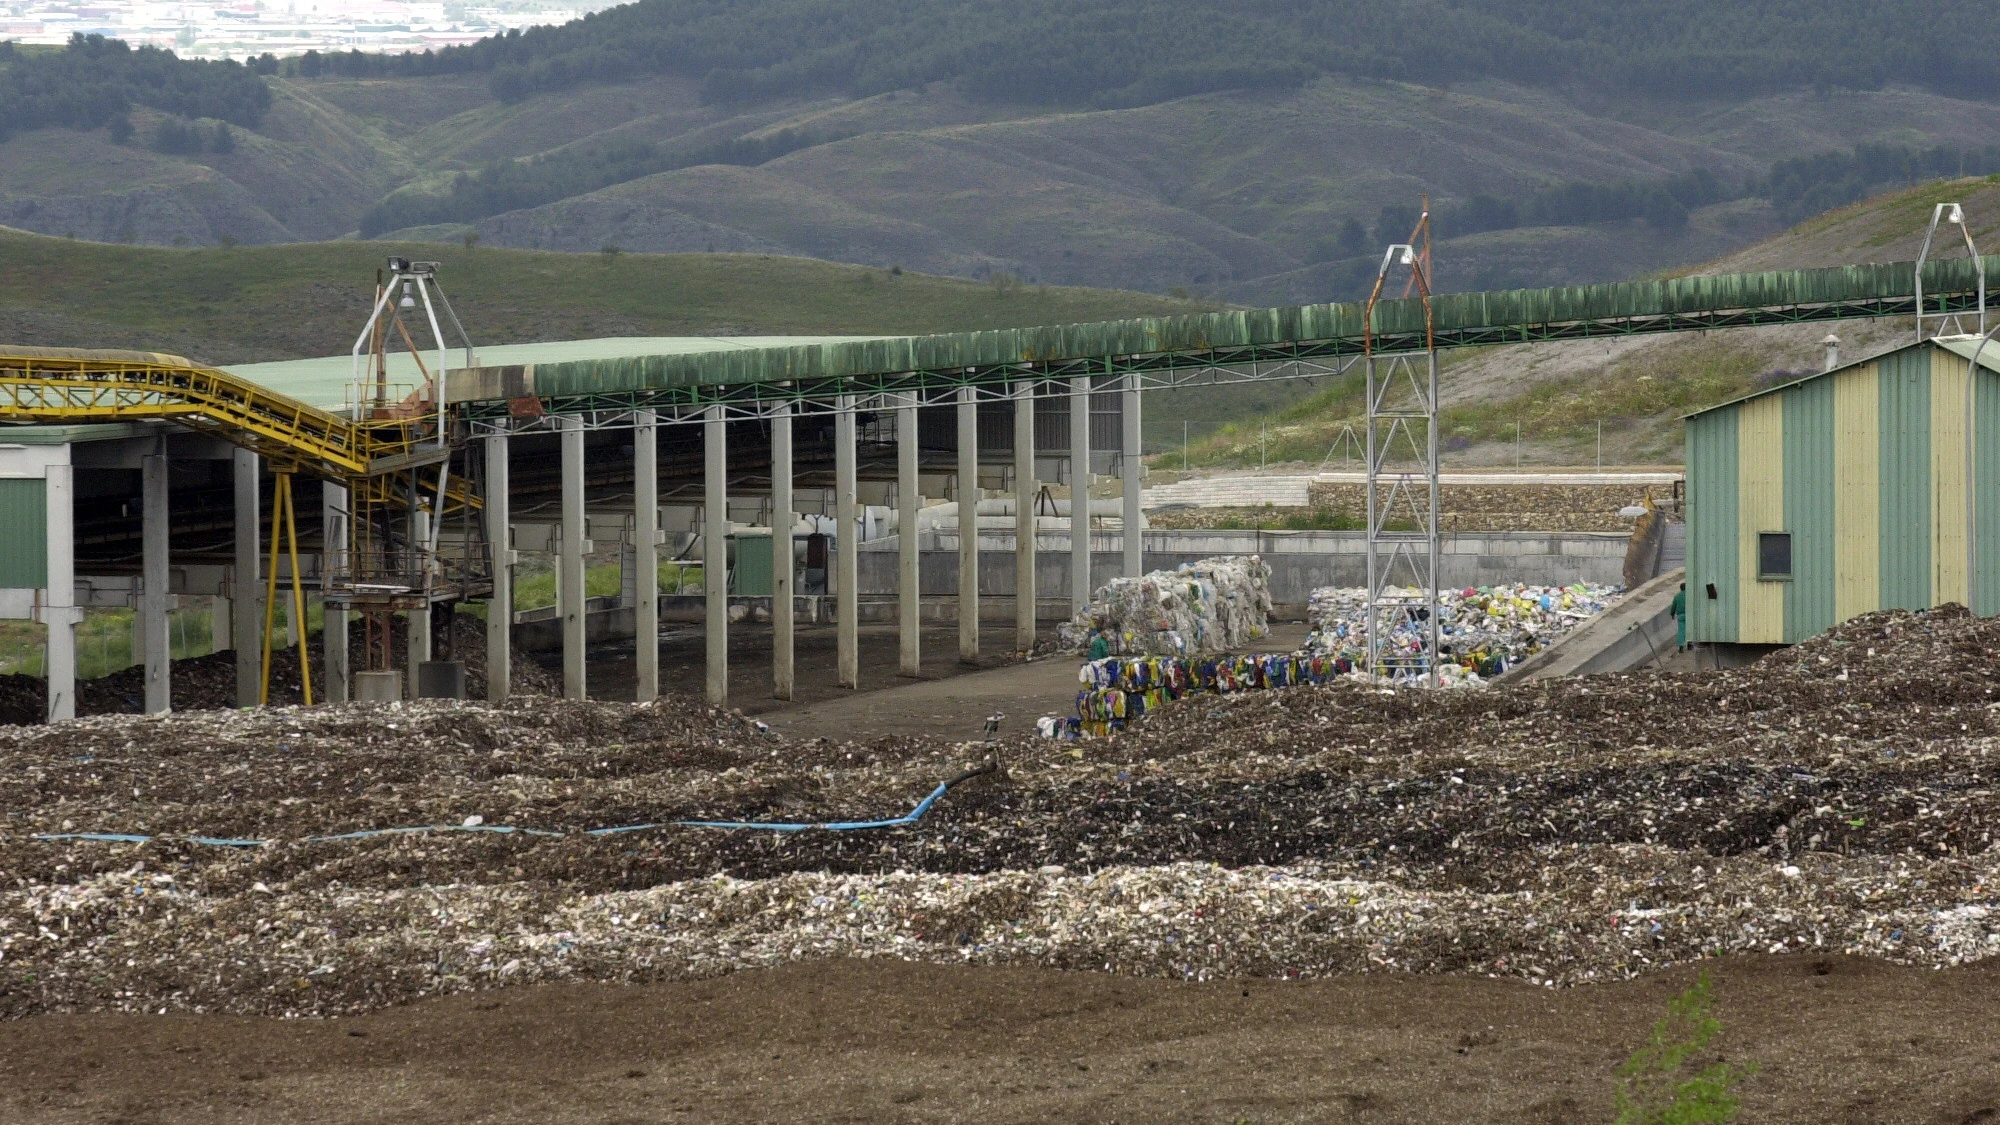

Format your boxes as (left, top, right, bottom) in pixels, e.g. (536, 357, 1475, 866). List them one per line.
(27, 762, 997, 848)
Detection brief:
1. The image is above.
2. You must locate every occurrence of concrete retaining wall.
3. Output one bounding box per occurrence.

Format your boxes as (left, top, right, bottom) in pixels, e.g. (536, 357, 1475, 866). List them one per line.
(511, 530, 1629, 650)
(857, 531, 1629, 609)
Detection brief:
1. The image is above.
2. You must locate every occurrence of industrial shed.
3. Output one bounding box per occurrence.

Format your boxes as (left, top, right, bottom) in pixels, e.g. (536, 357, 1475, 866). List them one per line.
(1685, 335, 2000, 646)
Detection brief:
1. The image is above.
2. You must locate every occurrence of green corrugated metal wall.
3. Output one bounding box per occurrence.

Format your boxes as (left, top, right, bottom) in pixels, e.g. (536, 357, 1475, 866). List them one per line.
(1686, 408, 1739, 643)
(0, 478, 47, 588)
(1782, 378, 1836, 641)
(1878, 348, 1932, 610)
(1978, 370, 2000, 616)
(1690, 339, 2000, 642)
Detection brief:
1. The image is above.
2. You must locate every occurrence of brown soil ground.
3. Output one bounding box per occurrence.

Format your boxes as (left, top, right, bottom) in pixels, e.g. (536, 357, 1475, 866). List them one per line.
(577, 623, 1024, 713)
(4, 955, 1997, 1124)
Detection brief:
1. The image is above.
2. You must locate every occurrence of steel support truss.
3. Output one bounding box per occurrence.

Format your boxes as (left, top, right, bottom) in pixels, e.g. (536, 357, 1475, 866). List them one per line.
(1362, 229, 1440, 686)
(1915, 201, 1986, 343)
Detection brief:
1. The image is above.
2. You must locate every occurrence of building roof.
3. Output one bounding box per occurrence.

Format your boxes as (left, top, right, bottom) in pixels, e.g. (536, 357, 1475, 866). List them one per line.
(221, 335, 890, 411)
(1683, 334, 2000, 421)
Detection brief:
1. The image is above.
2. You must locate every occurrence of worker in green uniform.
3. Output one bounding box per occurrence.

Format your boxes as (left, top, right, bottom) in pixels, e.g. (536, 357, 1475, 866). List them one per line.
(1088, 628, 1112, 661)
(1671, 582, 1687, 651)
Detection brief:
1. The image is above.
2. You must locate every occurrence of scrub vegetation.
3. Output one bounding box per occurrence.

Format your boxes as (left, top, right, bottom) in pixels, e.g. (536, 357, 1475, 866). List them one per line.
(0, 227, 1217, 365)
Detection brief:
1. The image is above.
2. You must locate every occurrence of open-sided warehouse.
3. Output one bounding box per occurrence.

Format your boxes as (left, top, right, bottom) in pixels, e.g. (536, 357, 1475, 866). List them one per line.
(1685, 334, 2000, 647)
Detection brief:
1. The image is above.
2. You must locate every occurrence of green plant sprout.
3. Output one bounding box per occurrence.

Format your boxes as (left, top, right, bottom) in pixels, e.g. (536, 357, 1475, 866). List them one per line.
(1612, 972, 1753, 1125)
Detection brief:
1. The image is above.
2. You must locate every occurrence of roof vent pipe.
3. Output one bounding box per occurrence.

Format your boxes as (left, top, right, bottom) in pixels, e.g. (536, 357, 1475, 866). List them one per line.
(1823, 333, 1840, 372)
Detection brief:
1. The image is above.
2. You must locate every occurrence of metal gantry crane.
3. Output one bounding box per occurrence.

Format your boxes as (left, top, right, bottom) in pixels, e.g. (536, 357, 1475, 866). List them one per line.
(333, 258, 489, 691)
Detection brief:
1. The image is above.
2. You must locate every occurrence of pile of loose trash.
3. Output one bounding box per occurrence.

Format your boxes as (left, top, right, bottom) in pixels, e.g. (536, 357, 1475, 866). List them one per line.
(1058, 556, 1273, 656)
(7, 606, 2000, 1018)
(1304, 582, 1617, 684)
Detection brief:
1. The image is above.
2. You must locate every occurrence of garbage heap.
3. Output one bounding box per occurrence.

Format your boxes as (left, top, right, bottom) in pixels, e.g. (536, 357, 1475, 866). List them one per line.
(1058, 555, 1273, 656)
(6, 606, 2000, 1017)
(1045, 651, 1354, 738)
(1304, 582, 1618, 685)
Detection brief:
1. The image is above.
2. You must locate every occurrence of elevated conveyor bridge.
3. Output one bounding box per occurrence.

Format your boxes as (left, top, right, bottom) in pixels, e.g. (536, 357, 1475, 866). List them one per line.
(443, 257, 2000, 421)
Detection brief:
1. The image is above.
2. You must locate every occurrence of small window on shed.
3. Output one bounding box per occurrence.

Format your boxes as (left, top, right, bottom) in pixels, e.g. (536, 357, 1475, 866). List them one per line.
(1758, 532, 1793, 580)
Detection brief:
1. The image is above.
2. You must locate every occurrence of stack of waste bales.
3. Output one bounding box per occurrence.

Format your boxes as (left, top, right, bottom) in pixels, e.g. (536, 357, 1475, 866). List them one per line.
(1304, 582, 1618, 685)
(1058, 556, 1273, 656)
(1047, 650, 1354, 737)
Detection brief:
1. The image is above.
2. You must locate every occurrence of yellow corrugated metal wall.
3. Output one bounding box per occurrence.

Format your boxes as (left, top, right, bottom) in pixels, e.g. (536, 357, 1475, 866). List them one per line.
(1932, 349, 1973, 607)
(1737, 394, 1786, 642)
(1833, 361, 1882, 622)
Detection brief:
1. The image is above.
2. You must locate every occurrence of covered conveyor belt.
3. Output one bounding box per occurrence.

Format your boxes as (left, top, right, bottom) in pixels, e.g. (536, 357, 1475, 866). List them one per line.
(444, 256, 2000, 416)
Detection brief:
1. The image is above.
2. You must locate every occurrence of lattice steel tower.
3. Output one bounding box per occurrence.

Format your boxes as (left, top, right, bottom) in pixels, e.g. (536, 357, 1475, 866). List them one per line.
(1362, 207, 1441, 685)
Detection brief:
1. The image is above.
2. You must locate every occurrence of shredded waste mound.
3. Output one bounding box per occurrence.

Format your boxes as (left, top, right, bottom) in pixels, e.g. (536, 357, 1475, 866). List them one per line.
(3, 605, 1998, 1017)
(1057, 555, 1272, 655)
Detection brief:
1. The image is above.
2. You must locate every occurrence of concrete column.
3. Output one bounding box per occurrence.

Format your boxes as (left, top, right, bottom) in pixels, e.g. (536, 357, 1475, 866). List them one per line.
(897, 391, 920, 677)
(322, 482, 349, 704)
(43, 463, 76, 722)
(704, 404, 728, 707)
(835, 394, 859, 688)
(1014, 380, 1037, 652)
(406, 602, 431, 697)
(211, 595, 231, 652)
(634, 410, 659, 703)
(141, 440, 171, 714)
(956, 385, 979, 662)
(771, 402, 794, 700)
(1122, 372, 1143, 577)
(1070, 374, 1092, 615)
(560, 415, 587, 700)
(484, 433, 511, 702)
(232, 448, 260, 706)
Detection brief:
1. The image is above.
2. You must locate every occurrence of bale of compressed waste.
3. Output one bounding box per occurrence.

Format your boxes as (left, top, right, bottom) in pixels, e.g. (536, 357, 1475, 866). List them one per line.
(1058, 555, 1272, 655)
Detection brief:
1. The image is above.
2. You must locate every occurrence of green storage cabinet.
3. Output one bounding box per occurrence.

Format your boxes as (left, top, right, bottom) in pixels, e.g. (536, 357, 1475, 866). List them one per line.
(0, 478, 48, 589)
(731, 533, 772, 596)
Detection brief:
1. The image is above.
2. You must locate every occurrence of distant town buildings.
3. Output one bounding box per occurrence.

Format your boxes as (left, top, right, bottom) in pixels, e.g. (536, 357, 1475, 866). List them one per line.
(0, 0, 615, 61)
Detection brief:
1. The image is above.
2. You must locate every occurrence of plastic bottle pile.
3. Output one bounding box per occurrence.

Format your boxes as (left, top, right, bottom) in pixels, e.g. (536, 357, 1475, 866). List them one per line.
(1058, 556, 1273, 656)
(1304, 582, 1618, 685)
(1042, 652, 1353, 738)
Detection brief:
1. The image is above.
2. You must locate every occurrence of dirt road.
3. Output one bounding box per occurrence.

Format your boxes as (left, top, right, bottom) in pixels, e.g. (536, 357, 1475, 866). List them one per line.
(4, 955, 1996, 1124)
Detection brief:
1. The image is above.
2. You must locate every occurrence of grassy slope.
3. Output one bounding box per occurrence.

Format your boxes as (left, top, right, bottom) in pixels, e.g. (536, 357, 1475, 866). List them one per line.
(0, 228, 1219, 365)
(1165, 177, 2000, 470)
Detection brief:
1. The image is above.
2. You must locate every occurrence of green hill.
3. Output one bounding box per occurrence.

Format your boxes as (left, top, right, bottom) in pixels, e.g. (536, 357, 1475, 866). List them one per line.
(0, 229, 1218, 365)
(8, 23, 2000, 300)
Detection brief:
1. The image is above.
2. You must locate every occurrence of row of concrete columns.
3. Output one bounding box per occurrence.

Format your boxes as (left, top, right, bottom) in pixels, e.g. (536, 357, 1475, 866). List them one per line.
(60, 376, 1143, 720)
(503, 377, 1145, 709)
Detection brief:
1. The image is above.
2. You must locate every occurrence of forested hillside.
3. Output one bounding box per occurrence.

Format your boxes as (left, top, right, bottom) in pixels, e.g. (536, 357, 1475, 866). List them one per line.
(6, 4, 2000, 301)
(291, 0, 2000, 109)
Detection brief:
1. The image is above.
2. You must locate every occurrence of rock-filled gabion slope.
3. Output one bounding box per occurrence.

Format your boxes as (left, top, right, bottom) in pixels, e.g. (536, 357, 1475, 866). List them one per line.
(2, 606, 1997, 1017)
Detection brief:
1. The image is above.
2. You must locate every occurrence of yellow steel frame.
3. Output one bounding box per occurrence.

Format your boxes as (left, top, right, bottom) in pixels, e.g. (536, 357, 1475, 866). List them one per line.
(260, 472, 315, 706)
(0, 349, 409, 478)
(0, 346, 488, 705)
